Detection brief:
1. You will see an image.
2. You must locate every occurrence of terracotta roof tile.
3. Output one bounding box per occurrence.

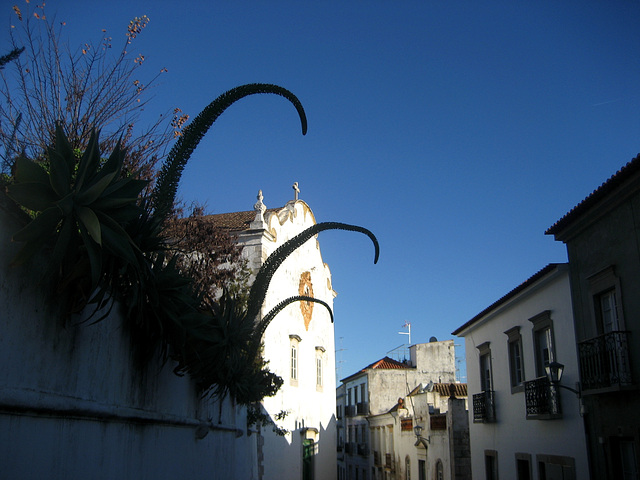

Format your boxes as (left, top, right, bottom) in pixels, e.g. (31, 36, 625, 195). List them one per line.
(408, 382, 468, 397)
(546, 152, 640, 236)
(432, 382, 467, 398)
(341, 356, 411, 381)
(204, 208, 278, 232)
(366, 356, 411, 370)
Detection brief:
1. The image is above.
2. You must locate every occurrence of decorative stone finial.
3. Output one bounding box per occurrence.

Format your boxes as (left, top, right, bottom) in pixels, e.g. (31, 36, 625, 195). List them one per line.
(293, 182, 300, 201)
(254, 190, 266, 215)
(251, 190, 267, 228)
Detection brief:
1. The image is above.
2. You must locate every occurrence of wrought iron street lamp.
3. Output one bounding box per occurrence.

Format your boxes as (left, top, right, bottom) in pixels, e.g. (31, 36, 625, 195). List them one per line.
(545, 361, 581, 397)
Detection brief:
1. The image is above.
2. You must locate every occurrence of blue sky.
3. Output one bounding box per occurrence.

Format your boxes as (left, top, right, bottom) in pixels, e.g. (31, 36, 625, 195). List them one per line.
(4, 1, 640, 383)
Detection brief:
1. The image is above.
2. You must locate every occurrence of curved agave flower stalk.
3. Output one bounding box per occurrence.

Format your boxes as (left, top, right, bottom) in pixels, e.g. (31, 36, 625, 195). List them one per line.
(151, 83, 307, 223)
(249, 295, 333, 356)
(246, 222, 380, 321)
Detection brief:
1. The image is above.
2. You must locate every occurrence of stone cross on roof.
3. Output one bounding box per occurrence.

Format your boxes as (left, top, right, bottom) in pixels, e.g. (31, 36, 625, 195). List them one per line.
(293, 182, 300, 201)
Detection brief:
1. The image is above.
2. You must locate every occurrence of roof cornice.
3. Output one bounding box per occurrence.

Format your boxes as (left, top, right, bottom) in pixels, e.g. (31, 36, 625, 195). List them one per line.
(546, 153, 640, 241)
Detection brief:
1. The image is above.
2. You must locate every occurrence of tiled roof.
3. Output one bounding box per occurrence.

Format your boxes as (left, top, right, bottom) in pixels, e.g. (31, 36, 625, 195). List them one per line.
(366, 356, 411, 370)
(451, 263, 565, 336)
(204, 208, 279, 232)
(432, 382, 467, 398)
(341, 356, 411, 381)
(408, 382, 468, 397)
(546, 152, 640, 236)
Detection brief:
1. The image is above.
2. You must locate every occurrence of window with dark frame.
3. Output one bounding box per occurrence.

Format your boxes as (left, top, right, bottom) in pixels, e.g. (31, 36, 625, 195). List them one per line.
(289, 334, 301, 386)
(291, 344, 298, 379)
(315, 346, 325, 391)
(485, 450, 498, 480)
(588, 265, 625, 335)
(596, 288, 620, 333)
(536, 454, 576, 480)
(515, 453, 532, 480)
(529, 311, 556, 378)
(478, 342, 493, 392)
(611, 437, 639, 479)
(505, 327, 525, 392)
(435, 460, 444, 480)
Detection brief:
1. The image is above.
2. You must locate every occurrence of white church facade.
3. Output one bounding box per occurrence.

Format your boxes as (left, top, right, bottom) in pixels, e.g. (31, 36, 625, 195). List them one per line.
(207, 186, 338, 480)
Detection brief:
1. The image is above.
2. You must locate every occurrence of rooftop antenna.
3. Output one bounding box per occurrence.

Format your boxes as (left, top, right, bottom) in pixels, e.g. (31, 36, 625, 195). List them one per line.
(399, 321, 411, 346)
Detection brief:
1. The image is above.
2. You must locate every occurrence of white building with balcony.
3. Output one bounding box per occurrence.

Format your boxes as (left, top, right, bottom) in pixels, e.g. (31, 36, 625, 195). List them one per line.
(453, 263, 589, 480)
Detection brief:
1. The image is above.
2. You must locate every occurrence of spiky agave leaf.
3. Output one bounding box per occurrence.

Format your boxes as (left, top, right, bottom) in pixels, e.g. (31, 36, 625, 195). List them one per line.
(6, 125, 148, 303)
(246, 222, 379, 320)
(151, 83, 307, 222)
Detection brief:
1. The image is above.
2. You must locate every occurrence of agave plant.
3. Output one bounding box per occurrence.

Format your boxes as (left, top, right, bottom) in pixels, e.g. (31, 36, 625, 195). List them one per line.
(6, 125, 148, 304)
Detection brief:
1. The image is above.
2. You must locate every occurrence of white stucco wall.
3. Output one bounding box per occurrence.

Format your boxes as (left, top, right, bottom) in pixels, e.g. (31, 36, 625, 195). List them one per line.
(368, 391, 467, 480)
(0, 195, 258, 479)
(239, 199, 337, 480)
(365, 340, 457, 417)
(458, 264, 589, 480)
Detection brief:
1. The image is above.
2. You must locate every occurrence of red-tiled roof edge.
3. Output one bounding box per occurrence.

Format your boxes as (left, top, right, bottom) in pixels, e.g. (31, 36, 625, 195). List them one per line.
(451, 263, 566, 336)
(546, 152, 640, 236)
(203, 208, 280, 232)
(340, 356, 411, 382)
(432, 382, 467, 398)
(407, 382, 468, 397)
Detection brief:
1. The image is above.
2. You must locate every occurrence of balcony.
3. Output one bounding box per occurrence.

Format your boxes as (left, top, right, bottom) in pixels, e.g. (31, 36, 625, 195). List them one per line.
(356, 401, 369, 416)
(472, 390, 496, 423)
(524, 377, 561, 419)
(578, 331, 633, 393)
(345, 405, 356, 417)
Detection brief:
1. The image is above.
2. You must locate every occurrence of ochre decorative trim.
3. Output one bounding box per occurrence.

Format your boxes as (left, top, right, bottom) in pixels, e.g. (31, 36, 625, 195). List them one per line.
(299, 271, 314, 330)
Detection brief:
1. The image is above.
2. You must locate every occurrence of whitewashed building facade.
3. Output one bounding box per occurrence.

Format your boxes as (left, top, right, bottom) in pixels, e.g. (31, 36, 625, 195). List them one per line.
(208, 188, 338, 480)
(453, 263, 589, 480)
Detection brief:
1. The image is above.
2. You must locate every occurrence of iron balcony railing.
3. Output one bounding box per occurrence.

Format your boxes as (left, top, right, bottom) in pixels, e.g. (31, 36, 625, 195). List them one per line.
(524, 376, 561, 419)
(344, 442, 355, 455)
(578, 330, 632, 392)
(356, 402, 369, 416)
(472, 390, 496, 423)
(345, 405, 356, 417)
